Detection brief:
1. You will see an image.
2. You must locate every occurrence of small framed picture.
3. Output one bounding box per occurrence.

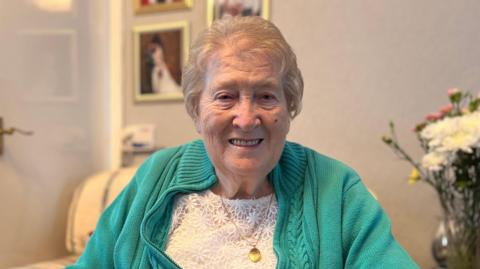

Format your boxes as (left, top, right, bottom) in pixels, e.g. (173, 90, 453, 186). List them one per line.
(134, 0, 192, 15)
(133, 21, 189, 102)
(207, 0, 270, 25)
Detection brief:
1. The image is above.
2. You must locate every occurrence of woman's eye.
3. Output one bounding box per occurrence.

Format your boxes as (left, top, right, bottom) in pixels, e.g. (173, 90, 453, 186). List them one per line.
(262, 94, 274, 100)
(260, 94, 277, 102)
(213, 92, 237, 107)
(215, 94, 234, 101)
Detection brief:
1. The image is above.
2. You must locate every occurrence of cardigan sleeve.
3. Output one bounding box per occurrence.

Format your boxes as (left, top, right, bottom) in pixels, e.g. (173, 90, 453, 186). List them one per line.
(341, 179, 419, 269)
(65, 172, 140, 269)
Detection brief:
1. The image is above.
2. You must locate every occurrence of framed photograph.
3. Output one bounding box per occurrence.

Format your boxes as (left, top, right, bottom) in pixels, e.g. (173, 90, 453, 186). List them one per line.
(133, 21, 189, 102)
(207, 0, 270, 25)
(134, 0, 192, 15)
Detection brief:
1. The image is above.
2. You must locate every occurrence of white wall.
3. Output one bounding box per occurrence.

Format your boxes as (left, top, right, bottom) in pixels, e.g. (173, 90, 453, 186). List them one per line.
(123, 1, 480, 268)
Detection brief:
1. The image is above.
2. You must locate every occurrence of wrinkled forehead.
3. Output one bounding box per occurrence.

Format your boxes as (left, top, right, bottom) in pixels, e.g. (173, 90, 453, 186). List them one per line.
(207, 37, 282, 75)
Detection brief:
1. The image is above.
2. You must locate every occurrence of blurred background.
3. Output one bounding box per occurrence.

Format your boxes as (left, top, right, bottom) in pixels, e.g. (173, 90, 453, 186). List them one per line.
(1, 0, 479, 268)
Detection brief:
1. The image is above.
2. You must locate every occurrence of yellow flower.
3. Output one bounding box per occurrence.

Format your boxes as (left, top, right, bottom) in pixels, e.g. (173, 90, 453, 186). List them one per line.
(408, 168, 421, 184)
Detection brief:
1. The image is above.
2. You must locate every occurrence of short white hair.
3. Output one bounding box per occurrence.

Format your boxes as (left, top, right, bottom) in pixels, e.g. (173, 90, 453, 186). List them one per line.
(182, 16, 304, 120)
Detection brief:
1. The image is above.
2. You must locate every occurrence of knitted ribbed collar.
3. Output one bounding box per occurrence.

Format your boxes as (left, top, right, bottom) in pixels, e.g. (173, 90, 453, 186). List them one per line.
(174, 140, 307, 198)
(173, 140, 217, 190)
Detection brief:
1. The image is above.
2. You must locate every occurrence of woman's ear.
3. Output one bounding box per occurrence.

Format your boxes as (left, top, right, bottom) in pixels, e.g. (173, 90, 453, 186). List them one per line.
(194, 115, 202, 134)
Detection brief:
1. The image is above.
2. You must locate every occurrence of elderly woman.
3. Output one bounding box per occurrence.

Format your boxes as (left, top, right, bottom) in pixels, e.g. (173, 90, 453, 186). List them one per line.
(68, 16, 418, 268)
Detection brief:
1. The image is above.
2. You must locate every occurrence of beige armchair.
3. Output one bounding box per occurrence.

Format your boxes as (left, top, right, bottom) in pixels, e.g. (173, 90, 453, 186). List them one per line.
(11, 166, 137, 269)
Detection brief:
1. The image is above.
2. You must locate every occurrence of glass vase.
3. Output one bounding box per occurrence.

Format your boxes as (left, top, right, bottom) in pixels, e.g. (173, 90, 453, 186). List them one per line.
(434, 216, 480, 269)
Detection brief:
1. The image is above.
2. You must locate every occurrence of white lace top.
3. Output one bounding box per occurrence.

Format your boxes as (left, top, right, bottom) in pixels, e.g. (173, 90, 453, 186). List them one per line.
(165, 190, 278, 269)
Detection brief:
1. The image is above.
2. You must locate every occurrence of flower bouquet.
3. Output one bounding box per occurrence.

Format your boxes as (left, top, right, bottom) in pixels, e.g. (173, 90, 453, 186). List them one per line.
(382, 89, 480, 268)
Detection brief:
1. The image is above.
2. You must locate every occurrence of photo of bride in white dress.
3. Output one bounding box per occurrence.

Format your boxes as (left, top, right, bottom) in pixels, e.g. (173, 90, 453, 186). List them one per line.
(134, 22, 187, 102)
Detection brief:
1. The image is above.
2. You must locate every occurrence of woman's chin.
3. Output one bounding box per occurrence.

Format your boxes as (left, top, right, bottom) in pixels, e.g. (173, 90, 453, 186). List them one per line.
(224, 158, 271, 177)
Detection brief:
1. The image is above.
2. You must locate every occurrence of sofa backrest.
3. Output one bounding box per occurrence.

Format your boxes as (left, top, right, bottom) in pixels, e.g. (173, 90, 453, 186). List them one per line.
(65, 166, 138, 254)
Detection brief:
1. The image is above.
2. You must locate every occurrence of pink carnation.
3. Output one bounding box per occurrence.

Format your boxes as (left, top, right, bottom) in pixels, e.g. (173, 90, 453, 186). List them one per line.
(440, 104, 454, 114)
(426, 112, 443, 121)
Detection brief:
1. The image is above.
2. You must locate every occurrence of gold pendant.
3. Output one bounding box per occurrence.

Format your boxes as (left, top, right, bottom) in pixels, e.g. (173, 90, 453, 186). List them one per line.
(248, 247, 261, 263)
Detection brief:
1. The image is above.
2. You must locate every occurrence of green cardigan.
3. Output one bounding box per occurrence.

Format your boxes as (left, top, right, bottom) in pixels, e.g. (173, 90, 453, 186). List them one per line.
(67, 140, 418, 268)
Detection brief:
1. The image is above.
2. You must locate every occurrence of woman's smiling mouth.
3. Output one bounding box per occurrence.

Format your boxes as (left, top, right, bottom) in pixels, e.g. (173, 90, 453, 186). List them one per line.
(228, 138, 263, 147)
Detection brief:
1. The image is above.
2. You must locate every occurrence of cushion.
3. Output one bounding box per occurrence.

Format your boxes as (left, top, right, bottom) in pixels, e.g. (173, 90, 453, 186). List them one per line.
(65, 166, 138, 254)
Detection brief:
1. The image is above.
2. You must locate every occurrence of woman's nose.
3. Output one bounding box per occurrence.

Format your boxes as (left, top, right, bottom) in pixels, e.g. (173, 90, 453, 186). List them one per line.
(232, 100, 260, 131)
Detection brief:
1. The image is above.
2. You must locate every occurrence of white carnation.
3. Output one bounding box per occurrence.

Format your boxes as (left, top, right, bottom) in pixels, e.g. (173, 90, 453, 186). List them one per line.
(420, 111, 480, 170)
(421, 151, 449, 171)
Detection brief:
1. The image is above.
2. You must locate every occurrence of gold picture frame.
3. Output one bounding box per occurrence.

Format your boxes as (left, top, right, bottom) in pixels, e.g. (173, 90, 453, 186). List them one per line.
(206, 0, 270, 25)
(133, 21, 189, 102)
(134, 0, 192, 14)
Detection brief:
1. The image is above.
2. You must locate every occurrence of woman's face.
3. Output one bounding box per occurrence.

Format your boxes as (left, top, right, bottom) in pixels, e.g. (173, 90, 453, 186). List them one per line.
(196, 48, 290, 179)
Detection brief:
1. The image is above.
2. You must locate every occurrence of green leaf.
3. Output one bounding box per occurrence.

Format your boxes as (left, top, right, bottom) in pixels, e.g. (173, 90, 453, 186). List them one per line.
(449, 92, 462, 103)
(381, 136, 393, 145)
(468, 99, 480, 112)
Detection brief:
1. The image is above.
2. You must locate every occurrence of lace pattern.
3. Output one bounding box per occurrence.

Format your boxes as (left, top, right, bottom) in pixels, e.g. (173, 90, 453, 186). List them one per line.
(165, 190, 278, 269)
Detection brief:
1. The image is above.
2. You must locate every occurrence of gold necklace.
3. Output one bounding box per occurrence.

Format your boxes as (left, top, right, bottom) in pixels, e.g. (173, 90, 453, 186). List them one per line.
(220, 193, 274, 263)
